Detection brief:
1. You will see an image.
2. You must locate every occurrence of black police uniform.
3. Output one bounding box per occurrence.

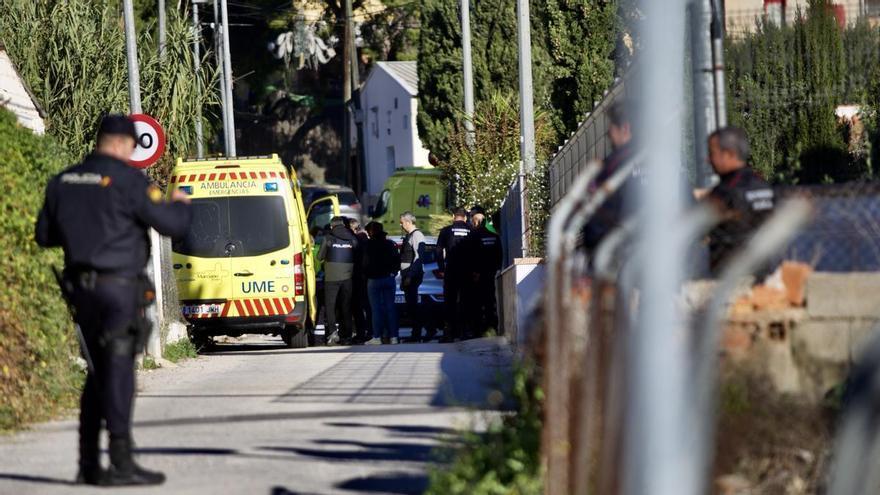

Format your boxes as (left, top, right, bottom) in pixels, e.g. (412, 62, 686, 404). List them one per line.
(35, 149, 191, 486)
(318, 225, 359, 343)
(464, 224, 503, 337)
(706, 166, 775, 274)
(351, 230, 371, 342)
(583, 141, 636, 253)
(436, 220, 471, 341)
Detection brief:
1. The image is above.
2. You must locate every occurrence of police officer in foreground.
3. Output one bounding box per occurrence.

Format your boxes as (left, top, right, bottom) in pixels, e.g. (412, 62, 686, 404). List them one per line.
(318, 215, 359, 345)
(35, 115, 192, 486)
(463, 206, 503, 339)
(704, 126, 775, 274)
(436, 207, 471, 343)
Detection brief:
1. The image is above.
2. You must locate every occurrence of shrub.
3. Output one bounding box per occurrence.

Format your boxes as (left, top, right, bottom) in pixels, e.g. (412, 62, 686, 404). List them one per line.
(427, 363, 544, 494)
(0, 108, 82, 431)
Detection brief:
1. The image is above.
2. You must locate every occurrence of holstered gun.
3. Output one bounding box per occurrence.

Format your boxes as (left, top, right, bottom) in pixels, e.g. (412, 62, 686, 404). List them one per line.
(52, 266, 95, 374)
(133, 274, 156, 353)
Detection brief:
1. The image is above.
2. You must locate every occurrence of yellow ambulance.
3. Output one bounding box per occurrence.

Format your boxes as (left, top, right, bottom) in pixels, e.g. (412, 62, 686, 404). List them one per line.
(168, 154, 330, 348)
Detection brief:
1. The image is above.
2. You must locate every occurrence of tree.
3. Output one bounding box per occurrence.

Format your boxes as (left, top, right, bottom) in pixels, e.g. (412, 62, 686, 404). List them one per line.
(417, 0, 617, 160)
(360, 0, 421, 62)
(538, 0, 617, 136)
(726, 0, 868, 184)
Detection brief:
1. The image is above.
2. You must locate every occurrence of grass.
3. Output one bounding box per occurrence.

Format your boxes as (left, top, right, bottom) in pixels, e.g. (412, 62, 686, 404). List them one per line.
(163, 339, 198, 363)
(140, 356, 160, 371)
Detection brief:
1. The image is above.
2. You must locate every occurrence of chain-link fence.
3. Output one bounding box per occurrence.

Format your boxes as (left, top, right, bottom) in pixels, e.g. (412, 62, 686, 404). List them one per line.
(547, 73, 631, 207)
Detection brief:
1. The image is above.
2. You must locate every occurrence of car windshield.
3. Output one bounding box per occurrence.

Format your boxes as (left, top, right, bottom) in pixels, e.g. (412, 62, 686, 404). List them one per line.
(173, 196, 289, 258)
(373, 189, 390, 218)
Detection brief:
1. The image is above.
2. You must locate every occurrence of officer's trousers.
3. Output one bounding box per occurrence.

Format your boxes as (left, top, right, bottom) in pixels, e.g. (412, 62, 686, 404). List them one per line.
(324, 279, 353, 340)
(401, 268, 423, 337)
(443, 273, 467, 340)
(468, 272, 498, 337)
(69, 277, 138, 465)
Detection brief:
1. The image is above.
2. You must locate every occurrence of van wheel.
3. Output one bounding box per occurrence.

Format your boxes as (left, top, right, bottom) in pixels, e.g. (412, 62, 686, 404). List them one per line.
(283, 325, 308, 349)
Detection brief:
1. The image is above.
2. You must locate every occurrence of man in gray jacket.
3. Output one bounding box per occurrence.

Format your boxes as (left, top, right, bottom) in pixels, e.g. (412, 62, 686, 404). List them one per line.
(399, 212, 427, 342)
(318, 216, 359, 345)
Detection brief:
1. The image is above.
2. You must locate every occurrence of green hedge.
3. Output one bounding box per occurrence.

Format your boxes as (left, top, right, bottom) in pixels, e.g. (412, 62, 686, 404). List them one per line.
(0, 108, 82, 430)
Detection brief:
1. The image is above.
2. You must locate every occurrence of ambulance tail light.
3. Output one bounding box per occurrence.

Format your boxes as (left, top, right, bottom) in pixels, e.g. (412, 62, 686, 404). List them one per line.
(293, 252, 304, 296)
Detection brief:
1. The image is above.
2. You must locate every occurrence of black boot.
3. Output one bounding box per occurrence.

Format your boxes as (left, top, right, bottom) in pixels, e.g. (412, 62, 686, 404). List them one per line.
(104, 435, 166, 486)
(75, 433, 104, 485)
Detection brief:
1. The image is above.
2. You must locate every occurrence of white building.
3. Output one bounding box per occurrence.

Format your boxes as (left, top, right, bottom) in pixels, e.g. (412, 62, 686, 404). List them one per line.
(0, 44, 45, 134)
(360, 61, 431, 197)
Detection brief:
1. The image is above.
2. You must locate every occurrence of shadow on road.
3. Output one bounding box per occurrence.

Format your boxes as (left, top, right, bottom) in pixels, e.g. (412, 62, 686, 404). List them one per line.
(0, 473, 73, 486)
(335, 472, 429, 494)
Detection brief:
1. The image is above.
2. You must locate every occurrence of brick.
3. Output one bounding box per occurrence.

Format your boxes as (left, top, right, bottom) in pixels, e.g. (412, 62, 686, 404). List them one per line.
(792, 319, 850, 364)
(806, 273, 880, 318)
(781, 261, 812, 306)
(721, 324, 754, 357)
(750, 285, 790, 311)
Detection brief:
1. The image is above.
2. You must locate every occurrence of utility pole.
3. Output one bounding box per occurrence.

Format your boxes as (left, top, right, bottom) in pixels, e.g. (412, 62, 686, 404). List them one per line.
(348, 13, 366, 195)
(193, 0, 205, 158)
(710, 0, 727, 129)
(689, 0, 716, 187)
(342, 0, 354, 184)
(461, 0, 475, 149)
(515, 0, 535, 258)
(123, 0, 164, 359)
(213, 0, 230, 155)
(159, 0, 167, 60)
(219, 0, 236, 157)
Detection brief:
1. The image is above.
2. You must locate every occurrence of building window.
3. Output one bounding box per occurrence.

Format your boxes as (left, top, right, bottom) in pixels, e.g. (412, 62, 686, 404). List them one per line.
(394, 98, 399, 109)
(370, 107, 379, 138)
(403, 114, 408, 129)
(386, 146, 396, 171)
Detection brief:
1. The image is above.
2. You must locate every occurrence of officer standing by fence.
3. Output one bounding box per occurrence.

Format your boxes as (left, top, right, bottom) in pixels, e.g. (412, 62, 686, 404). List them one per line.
(704, 126, 775, 274)
(436, 207, 471, 342)
(399, 212, 427, 342)
(318, 216, 359, 345)
(35, 115, 191, 486)
(464, 206, 503, 338)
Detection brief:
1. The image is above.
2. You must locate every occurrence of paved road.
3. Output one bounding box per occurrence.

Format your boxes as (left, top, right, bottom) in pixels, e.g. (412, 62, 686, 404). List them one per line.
(0, 335, 512, 495)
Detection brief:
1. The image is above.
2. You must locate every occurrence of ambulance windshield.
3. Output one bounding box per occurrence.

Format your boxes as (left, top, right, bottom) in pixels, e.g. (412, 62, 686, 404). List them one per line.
(173, 196, 290, 257)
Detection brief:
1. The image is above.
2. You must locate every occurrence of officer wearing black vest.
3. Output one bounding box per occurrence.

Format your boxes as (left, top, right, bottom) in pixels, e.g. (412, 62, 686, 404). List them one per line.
(318, 216, 359, 345)
(35, 115, 192, 486)
(436, 207, 471, 342)
(463, 206, 503, 338)
(399, 211, 427, 342)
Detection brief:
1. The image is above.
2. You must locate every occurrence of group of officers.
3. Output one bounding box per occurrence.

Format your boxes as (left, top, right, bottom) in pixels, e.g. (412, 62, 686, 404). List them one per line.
(582, 101, 776, 275)
(317, 205, 503, 346)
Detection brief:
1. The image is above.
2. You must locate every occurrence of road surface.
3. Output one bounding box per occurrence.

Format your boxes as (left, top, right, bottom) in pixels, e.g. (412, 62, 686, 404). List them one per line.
(0, 335, 512, 495)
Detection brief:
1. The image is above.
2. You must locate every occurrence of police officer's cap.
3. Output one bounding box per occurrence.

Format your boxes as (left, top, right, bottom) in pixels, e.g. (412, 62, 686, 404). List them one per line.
(97, 114, 138, 142)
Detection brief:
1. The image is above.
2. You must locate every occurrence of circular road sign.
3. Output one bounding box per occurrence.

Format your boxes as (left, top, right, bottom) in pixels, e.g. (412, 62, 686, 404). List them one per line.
(129, 114, 166, 169)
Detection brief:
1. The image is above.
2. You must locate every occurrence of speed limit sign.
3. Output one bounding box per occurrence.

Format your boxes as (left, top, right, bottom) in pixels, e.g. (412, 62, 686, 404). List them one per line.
(129, 114, 166, 169)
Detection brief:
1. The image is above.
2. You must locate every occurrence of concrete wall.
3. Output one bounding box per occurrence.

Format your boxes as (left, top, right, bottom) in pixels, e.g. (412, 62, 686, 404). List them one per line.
(499, 259, 545, 350)
(0, 48, 45, 134)
(718, 272, 880, 401)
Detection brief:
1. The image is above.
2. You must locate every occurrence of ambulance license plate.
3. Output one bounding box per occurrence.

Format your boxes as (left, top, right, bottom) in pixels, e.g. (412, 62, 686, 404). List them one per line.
(183, 304, 221, 316)
(394, 295, 405, 304)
